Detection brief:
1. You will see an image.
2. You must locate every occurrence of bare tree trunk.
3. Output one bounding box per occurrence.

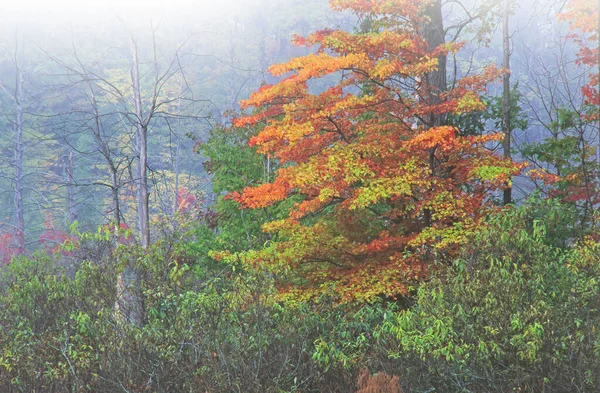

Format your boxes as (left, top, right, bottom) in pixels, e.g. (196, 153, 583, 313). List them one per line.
(88, 82, 121, 225)
(138, 125, 149, 247)
(131, 39, 150, 249)
(110, 168, 121, 225)
(502, 0, 512, 205)
(65, 150, 77, 223)
(13, 47, 25, 256)
(172, 77, 183, 219)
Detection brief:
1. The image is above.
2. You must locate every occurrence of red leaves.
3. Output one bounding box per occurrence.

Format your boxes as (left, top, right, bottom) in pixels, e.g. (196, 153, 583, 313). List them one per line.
(0, 232, 22, 264)
(38, 228, 74, 255)
(560, 0, 599, 117)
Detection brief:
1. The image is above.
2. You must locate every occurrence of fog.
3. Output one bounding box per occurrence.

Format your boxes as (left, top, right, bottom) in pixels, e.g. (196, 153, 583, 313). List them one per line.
(0, 0, 590, 254)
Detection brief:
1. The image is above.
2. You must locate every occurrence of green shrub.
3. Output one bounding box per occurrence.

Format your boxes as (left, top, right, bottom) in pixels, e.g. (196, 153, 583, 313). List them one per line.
(0, 222, 372, 392)
(381, 200, 600, 392)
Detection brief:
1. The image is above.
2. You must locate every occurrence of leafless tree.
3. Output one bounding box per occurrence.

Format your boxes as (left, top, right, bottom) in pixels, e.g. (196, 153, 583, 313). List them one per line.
(0, 35, 26, 256)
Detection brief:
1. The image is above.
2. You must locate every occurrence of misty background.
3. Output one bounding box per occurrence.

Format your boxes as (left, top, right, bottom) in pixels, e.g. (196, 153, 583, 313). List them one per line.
(0, 0, 588, 257)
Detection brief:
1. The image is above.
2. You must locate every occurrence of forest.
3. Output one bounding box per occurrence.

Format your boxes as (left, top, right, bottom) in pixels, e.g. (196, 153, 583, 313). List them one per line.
(0, 0, 598, 391)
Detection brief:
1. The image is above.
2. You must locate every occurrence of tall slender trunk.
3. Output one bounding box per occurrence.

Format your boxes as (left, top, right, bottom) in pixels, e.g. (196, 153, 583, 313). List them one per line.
(114, 39, 146, 326)
(423, 0, 446, 126)
(131, 40, 150, 249)
(138, 124, 149, 247)
(422, 0, 446, 227)
(502, 0, 512, 205)
(14, 50, 25, 256)
(110, 167, 120, 225)
(173, 77, 183, 218)
(65, 150, 77, 223)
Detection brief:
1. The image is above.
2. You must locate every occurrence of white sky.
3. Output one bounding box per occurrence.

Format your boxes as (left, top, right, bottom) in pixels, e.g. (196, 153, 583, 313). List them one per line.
(5, 0, 205, 11)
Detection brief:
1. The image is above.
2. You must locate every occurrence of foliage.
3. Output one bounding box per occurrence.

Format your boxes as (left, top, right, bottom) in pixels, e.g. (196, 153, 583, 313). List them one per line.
(524, 0, 600, 228)
(380, 200, 600, 392)
(447, 83, 528, 137)
(0, 218, 377, 393)
(198, 124, 288, 254)
(560, 0, 599, 120)
(224, 0, 521, 302)
(523, 106, 600, 229)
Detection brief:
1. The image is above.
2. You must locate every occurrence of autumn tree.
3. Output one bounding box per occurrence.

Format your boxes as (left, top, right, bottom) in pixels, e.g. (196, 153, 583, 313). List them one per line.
(224, 0, 521, 302)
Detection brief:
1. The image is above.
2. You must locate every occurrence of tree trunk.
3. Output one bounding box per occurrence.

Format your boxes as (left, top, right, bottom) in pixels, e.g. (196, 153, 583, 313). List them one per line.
(85, 80, 121, 225)
(422, 0, 446, 228)
(65, 150, 77, 223)
(138, 124, 149, 248)
(14, 52, 25, 256)
(114, 38, 146, 327)
(502, 0, 512, 205)
(173, 77, 183, 219)
(423, 0, 446, 127)
(110, 167, 120, 225)
(131, 39, 150, 249)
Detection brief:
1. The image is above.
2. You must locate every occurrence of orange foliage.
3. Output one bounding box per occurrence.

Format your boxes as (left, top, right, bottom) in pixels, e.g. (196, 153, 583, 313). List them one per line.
(357, 369, 403, 393)
(226, 0, 521, 302)
(176, 188, 198, 214)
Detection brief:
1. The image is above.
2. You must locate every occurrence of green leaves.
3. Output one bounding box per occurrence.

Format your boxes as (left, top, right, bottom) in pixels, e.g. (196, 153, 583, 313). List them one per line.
(380, 200, 600, 391)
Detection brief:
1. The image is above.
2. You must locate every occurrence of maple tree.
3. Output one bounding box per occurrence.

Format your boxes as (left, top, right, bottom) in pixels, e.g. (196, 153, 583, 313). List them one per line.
(224, 0, 521, 301)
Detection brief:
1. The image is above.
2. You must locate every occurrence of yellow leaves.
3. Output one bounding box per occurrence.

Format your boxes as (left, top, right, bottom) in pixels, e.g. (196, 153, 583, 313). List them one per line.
(285, 121, 314, 145)
(350, 177, 411, 209)
(430, 190, 467, 221)
(410, 220, 475, 251)
(349, 158, 420, 209)
(470, 165, 514, 184)
(318, 187, 337, 202)
(454, 91, 485, 114)
(262, 219, 288, 233)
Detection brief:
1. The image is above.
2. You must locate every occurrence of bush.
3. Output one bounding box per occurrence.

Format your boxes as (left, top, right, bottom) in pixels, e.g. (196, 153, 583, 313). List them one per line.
(381, 200, 600, 392)
(2, 200, 600, 392)
(0, 221, 377, 392)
